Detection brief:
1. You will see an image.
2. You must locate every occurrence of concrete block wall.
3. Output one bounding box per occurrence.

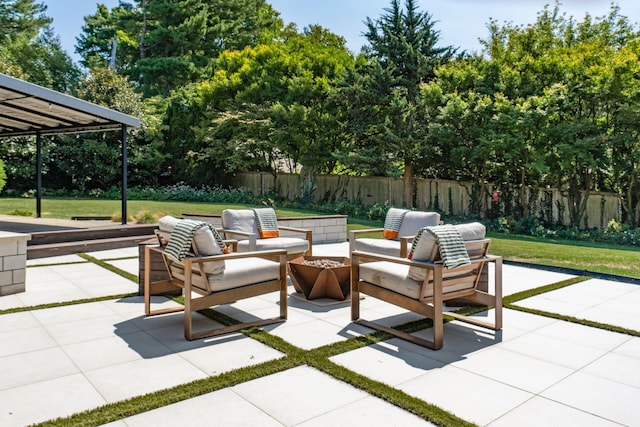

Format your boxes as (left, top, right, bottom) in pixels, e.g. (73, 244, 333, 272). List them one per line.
(0, 232, 31, 295)
(182, 213, 347, 243)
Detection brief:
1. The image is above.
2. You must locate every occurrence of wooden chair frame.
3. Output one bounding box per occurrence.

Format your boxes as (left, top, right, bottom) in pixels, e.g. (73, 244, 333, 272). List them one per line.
(351, 239, 502, 350)
(144, 232, 287, 340)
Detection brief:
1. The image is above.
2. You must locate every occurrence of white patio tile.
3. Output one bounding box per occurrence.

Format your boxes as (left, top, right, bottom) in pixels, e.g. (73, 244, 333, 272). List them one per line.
(171, 334, 284, 376)
(26, 254, 86, 265)
(0, 310, 40, 333)
(498, 331, 611, 369)
(0, 347, 79, 390)
(17, 282, 89, 306)
(516, 295, 594, 316)
(451, 346, 575, 394)
(488, 395, 621, 427)
(84, 354, 208, 402)
(87, 247, 139, 259)
(113, 388, 283, 427)
(232, 366, 368, 426)
(31, 300, 119, 325)
(297, 394, 437, 426)
(0, 293, 22, 309)
(105, 258, 139, 275)
(399, 365, 533, 426)
(268, 317, 354, 349)
(541, 371, 640, 426)
(613, 336, 640, 358)
(44, 313, 140, 345)
(534, 320, 632, 350)
(62, 331, 170, 371)
(330, 340, 445, 386)
(0, 373, 106, 427)
(575, 305, 640, 331)
(0, 324, 57, 357)
(582, 352, 640, 388)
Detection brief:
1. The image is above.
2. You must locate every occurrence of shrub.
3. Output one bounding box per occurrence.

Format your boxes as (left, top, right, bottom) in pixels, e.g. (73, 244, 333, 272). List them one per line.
(134, 211, 159, 224)
(8, 209, 32, 216)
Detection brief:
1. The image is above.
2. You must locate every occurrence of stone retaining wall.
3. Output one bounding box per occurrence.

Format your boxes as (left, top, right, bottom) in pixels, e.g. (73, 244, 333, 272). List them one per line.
(0, 231, 31, 295)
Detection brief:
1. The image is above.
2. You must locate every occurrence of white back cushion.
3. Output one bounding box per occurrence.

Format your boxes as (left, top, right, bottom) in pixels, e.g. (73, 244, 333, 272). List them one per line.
(221, 209, 257, 236)
(396, 211, 440, 239)
(408, 222, 485, 281)
(158, 216, 224, 274)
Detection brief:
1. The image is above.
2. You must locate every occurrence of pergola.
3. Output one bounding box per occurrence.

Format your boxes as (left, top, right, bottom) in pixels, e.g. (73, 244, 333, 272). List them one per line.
(0, 73, 140, 223)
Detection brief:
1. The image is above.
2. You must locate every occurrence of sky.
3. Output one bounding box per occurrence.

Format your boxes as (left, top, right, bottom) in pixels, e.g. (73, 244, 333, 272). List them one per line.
(43, 0, 640, 63)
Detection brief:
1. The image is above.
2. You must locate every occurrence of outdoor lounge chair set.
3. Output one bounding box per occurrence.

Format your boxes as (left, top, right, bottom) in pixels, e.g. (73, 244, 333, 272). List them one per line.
(144, 208, 502, 349)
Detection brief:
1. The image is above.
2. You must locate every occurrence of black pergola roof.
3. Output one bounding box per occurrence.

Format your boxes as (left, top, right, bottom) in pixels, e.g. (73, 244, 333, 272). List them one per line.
(0, 73, 140, 223)
(0, 72, 139, 137)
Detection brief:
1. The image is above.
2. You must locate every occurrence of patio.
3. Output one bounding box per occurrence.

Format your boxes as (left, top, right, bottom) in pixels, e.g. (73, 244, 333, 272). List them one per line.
(1, 240, 639, 426)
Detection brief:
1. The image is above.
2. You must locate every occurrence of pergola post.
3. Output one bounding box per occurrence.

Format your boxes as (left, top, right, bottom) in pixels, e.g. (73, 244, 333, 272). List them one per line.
(121, 124, 128, 225)
(36, 131, 42, 218)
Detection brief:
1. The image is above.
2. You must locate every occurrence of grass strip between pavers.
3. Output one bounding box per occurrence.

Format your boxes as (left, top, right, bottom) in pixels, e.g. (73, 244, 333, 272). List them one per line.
(0, 293, 137, 315)
(18, 262, 640, 427)
(77, 252, 138, 283)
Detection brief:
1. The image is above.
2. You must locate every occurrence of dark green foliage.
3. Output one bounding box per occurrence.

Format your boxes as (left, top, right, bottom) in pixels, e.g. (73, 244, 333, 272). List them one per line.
(340, 0, 456, 207)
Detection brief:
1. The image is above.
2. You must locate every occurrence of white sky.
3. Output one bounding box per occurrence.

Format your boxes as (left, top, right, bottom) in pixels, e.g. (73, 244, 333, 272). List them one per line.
(43, 0, 640, 62)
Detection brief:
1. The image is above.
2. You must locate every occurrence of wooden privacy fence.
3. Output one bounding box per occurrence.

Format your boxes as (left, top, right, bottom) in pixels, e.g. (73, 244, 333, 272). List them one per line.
(234, 172, 622, 229)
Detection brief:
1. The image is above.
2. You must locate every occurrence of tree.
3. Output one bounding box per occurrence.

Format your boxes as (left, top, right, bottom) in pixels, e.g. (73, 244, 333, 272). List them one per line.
(0, 0, 79, 90)
(76, 0, 283, 97)
(161, 25, 354, 193)
(348, 0, 456, 207)
(46, 68, 147, 191)
(0, 159, 6, 192)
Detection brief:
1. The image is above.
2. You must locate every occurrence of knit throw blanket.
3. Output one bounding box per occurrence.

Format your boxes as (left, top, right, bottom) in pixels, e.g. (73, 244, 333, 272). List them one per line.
(409, 225, 470, 269)
(165, 219, 228, 261)
(382, 208, 409, 239)
(253, 208, 279, 239)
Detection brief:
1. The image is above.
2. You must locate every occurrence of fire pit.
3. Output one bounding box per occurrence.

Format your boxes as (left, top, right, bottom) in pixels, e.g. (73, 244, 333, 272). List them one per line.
(287, 256, 351, 300)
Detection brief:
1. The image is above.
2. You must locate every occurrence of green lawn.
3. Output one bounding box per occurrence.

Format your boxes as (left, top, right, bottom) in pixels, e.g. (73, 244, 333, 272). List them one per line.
(2, 197, 639, 278)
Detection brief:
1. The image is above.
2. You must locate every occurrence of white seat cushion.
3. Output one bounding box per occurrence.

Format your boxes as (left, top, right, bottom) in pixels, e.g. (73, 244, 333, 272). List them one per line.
(353, 238, 404, 257)
(171, 257, 280, 292)
(359, 261, 476, 299)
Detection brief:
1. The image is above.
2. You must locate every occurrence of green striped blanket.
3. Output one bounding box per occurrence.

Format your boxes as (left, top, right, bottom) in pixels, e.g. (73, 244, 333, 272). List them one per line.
(165, 219, 226, 261)
(253, 208, 279, 238)
(410, 225, 470, 269)
(383, 208, 409, 239)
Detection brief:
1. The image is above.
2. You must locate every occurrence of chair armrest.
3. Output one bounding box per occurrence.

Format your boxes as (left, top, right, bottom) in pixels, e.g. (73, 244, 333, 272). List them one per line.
(349, 228, 384, 255)
(351, 250, 501, 270)
(189, 248, 286, 262)
(223, 239, 238, 252)
(221, 228, 257, 250)
(349, 228, 384, 240)
(278, 226, 312, 239)
(399, 235, 415, 258)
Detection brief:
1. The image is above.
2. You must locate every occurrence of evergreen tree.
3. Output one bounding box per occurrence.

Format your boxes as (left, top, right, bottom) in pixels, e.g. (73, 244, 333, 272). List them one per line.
(349, 0, 456, 207)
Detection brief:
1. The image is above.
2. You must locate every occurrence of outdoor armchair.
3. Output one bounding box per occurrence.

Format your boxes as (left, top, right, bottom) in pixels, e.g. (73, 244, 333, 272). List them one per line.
(221, 208, 312, 260)
(144, 215, 287, 340)
(351, 222, 502, 350)
(350, 209, 441, 258)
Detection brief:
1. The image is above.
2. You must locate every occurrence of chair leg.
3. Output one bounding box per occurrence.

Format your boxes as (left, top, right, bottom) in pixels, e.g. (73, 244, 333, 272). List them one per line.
(350, 260, 360, 321)
(144, 245, 183, 316)
(279, 257, 287, 320)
